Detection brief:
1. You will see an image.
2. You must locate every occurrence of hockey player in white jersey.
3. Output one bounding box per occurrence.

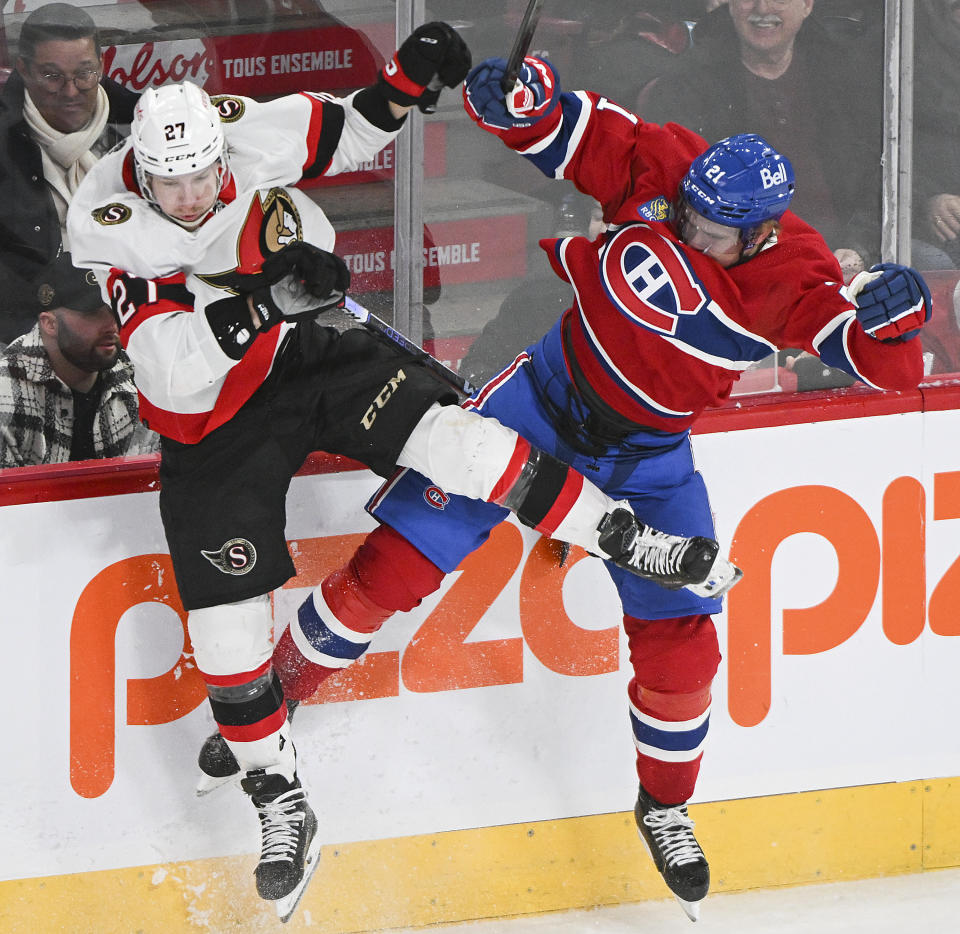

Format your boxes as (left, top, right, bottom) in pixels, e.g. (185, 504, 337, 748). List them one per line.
(67, 23, 738, 920)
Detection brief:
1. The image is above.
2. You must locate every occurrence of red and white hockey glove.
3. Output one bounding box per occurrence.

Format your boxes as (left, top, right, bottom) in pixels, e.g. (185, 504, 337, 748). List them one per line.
(464, 56, 560, 132)
(379, 21, 472, 114)
(850, 262, 932, 343)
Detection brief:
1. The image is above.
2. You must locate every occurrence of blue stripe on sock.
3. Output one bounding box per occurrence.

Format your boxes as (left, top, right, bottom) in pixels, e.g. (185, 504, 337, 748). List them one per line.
(629, 709, 710, 754)
(296, 598, 370, 663)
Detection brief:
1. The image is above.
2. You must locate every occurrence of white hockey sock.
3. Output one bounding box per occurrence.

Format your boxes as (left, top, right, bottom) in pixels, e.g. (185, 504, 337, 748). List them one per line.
(551, 482, 631, 558)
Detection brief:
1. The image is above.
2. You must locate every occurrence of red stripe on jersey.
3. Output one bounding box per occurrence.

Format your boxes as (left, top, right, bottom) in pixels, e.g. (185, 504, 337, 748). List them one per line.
(110, 269, 193, 344)
(462, 352, 530, 412)
(533, 468, 583, 536)
(135, 329, 284, 443)
(219, 703, 287, 742)
(367, 467, 406, 513)
(200, 658, 272, 687)
(488, 436, 531, 505)
(298, 92, 333, 177)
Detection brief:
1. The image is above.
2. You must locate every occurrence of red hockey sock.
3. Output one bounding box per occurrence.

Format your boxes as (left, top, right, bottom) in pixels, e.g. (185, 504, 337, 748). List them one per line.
(624, 614, 720, 804)
(273, 524, 446, 700)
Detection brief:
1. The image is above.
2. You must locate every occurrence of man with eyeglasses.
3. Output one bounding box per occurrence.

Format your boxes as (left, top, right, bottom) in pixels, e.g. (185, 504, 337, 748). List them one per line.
(0, 2, 138, 343)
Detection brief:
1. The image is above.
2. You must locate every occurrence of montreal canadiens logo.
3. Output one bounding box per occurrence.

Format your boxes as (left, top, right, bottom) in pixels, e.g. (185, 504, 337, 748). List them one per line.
(600, 224, 708, 335)
(424, 485, 449, 510)
(201, 537, 257, 575)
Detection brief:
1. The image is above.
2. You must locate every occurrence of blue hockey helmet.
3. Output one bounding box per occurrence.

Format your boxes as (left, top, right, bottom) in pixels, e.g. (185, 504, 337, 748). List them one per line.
(679, 133, 795, 229)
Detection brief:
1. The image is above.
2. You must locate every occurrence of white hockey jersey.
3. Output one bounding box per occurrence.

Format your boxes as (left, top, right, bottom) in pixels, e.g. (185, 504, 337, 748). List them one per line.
(67, 90, 401, 443)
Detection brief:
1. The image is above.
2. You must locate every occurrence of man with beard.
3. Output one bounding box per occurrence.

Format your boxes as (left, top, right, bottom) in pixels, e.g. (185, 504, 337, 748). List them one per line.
(0, 252, 157, 467)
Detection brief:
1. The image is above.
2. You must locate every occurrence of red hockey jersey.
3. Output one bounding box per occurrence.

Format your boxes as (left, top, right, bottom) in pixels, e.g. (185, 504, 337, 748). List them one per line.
(497, 90, 922, 433)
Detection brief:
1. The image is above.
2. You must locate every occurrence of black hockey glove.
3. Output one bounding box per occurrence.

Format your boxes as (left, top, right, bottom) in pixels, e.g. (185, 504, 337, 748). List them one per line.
(379, 21, 472, 114)
(251, 273, 347, 332)
(261, 241, 350, 301)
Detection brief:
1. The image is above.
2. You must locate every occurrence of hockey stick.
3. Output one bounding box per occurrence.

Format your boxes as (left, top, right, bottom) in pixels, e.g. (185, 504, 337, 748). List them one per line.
(343, 296, 478, 397)
(500, 0, 545, 93)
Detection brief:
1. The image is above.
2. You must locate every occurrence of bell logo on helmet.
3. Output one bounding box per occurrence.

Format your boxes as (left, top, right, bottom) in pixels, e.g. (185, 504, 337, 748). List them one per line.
(760, 163, 788, 190)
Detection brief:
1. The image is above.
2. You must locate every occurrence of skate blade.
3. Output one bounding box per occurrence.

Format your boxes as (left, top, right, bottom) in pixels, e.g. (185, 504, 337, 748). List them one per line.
(685, 558, 743, 599)
(195, 771, 239, 797)
(676, 894, 701, 921)
(636, 828, 703, 923)
(275, 831, 323, 923)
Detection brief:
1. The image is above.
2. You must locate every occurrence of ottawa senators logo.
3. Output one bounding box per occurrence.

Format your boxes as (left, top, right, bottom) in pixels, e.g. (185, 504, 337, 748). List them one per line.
(197, 188, 304, 294)
(210, 95, 245, 123)
(92, 203, 132, 226)
(201, 538, 257, 576)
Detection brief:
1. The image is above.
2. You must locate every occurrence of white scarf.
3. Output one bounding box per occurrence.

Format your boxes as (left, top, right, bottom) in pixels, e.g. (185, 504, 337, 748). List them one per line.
(23, 84, 109, 248)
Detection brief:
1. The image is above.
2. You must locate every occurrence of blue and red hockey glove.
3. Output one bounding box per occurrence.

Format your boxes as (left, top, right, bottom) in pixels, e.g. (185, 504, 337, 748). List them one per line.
(463, 56, 560, 132)
(850, 262, 932, 343)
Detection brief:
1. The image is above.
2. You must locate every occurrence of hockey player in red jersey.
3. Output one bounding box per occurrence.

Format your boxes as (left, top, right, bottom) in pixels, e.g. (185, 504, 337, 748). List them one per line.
(192, 54, 931, 920)
(67, 27, 740, 919)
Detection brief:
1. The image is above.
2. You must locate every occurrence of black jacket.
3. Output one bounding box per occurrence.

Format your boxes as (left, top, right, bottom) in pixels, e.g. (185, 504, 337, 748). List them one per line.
(641, 7, 883, 261)
(0, 71, 138, 343)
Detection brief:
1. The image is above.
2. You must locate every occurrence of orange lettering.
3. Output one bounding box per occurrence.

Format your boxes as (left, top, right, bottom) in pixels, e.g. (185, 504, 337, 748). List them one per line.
(929, 471, 960, 636)
(882, 477, 926, 644)
(728, 486, 880, 727)
(519, 540, 619, 675)
(402, 523, 524, 692)
(70, 555, 204, 799)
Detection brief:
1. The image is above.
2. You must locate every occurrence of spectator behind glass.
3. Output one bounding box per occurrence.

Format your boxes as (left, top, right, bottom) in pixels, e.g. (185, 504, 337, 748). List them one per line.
(459, 193, 605, 389)
(0, 2, 138, 342)
(912, 0, 960, 270)
(0, 252, 157, 468)
(640, 0, 882, 283)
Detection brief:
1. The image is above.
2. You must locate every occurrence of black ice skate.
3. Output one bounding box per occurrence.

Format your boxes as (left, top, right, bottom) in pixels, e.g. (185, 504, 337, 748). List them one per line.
(242, 767, 322, 922)
(596, 508, 742, 598)
(634, 783, 709, 922)
(196, 699, 299, 796)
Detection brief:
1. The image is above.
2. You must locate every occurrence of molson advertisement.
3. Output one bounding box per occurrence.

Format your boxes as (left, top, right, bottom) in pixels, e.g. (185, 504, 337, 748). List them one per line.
(2, 408, 959, 885)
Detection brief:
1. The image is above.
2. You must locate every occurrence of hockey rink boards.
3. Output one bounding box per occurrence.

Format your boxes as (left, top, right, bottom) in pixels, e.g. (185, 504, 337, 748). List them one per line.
(1, 403, 959, 932)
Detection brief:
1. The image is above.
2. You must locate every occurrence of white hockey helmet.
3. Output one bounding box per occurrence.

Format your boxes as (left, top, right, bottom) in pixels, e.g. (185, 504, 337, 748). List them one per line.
(132, 82, 228, 210)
